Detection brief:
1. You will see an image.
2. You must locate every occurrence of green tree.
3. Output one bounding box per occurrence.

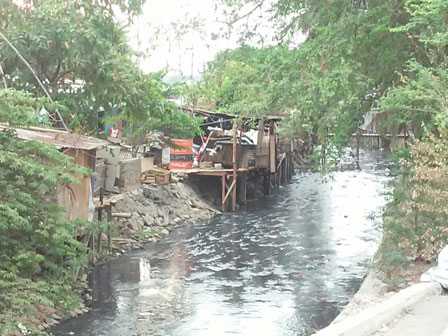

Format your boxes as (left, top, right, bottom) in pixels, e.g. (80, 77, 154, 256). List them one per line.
(378, 0, 448, 135)
(212, 0, 448, 279)
(0, 89, 90, 334)
(197, 0, 415, 153)
(0, 0, 199, 138)
(197, 46, 302, 116)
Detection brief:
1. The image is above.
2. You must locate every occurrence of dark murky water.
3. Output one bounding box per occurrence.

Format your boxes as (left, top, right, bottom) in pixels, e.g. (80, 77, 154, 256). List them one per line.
(52, 151, 390, 336)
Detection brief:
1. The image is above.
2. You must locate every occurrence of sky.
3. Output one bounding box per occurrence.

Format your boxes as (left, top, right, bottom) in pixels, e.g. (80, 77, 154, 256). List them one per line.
(126, 0, 305, 80)
(127, 0, 238, 79)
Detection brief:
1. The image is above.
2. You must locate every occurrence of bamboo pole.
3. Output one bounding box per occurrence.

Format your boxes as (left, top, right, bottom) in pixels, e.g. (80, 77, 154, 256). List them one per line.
(107, 205, 112, 254)
(356, 128, 361, 170)
(221, 173, 226, 212)
(232, 121, 238, 211)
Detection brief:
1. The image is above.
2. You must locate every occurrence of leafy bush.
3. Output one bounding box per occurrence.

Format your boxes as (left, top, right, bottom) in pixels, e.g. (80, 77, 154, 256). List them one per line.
(378, 134, 448, 279)
(0, 89, 90, 334)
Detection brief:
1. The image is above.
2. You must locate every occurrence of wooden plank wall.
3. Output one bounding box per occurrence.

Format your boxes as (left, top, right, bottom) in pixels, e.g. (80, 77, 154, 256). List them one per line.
(57, 148, 91, 220)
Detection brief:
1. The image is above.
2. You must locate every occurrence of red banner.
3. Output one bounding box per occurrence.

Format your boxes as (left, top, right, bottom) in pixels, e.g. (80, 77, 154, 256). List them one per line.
(169, 139, 193, 170)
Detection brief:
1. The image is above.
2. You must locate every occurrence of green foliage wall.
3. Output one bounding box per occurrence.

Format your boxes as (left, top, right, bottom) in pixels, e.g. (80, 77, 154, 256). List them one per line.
(199, 0, 448, 147)
(0, 89, 91, 333)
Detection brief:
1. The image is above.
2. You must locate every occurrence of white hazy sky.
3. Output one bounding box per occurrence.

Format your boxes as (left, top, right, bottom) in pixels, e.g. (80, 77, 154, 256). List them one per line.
(126, 0, 305, 79)
(127, 0, 238, 78)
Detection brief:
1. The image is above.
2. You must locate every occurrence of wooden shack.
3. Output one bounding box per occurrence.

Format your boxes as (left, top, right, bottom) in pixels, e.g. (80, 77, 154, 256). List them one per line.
(179, 107, 293, 211)
(4, 126, 109, 220)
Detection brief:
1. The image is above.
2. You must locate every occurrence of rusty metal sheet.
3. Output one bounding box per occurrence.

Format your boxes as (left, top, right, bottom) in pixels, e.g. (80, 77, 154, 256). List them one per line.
(0, 126, 108, 150)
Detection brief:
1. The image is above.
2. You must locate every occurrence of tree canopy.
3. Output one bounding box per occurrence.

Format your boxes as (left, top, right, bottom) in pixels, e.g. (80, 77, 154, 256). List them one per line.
(0, 0, 199, 138)
(0, 2, 201, 332)
(194, 0, 448, 148)
(207, 0, 448, 276)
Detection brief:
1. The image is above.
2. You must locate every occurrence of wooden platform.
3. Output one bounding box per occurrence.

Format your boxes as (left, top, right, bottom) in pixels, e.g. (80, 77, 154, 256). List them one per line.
(171, 168, 249, 176)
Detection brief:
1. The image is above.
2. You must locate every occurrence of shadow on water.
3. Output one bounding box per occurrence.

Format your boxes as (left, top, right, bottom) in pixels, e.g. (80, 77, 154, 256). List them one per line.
(51, 150, 391, 336)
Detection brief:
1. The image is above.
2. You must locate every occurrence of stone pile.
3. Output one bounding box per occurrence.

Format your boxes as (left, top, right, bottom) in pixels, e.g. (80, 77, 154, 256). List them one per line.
(112, 182, 218, 240)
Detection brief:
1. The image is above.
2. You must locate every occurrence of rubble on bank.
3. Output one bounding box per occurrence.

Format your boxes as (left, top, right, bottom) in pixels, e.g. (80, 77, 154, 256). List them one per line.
(110, 181, 219, 246)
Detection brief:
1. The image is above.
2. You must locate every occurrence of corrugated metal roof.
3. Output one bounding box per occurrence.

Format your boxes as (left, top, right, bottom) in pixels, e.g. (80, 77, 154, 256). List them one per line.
(182, 106, 283, 122)
(183, 106, 236, 119)
(0, 126, 109, 150)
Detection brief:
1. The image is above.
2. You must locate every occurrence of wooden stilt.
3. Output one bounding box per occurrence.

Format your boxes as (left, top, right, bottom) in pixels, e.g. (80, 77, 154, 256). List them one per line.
(89, 233, 94, 252)
(254, 172, 261, 199)
(240, 174, 247, 203)
(288, 156, 291, 181)
(97, 188, 104, 254)
(232, 122, 238, 211)
(223, 179, 237, 205)
(281, 160, 285, 185)
(283, 159, 287, 184)
(284, 158, 287, 184)
(264, 172, 272, 195)
(107, 205, 112, 254)
(221, 172, 226, 212)
(356, 128, 361, 170)
(97, 231, 103, 253)
(404, 124, 408, 148)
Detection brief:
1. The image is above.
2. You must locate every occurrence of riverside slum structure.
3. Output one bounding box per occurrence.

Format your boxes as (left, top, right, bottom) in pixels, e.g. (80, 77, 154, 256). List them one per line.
(0, 125, 109, 220)
(0, 125, 127, 260)
(0, 125, 149, 258)
(173, 107, 295, 212)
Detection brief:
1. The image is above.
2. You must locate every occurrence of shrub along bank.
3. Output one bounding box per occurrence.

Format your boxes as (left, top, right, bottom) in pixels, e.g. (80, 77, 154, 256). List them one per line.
(376, 134, 448, 286)
(0, 93, 96, 335)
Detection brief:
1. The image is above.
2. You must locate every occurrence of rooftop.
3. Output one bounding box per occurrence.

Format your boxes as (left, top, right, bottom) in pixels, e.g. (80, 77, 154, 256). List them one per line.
(0, 125, 109, 150)
(182, 106, 283, 122)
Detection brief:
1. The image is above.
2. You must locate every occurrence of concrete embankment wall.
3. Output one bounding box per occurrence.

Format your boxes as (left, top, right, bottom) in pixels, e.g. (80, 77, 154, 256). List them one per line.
(314, 279, 442, 336)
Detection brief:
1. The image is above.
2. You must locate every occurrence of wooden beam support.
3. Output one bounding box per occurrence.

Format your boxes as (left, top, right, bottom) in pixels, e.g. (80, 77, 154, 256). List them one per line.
(269, 122, 276, 174)
(107, 205, 112, 254)
(221, 173, 226, 212)
(198, 130, 214, 164)
(223, 179, 237, 205)
(256, 120, 264, 156)
(239, 174, 247, 204)
(232, 121, 238, 211)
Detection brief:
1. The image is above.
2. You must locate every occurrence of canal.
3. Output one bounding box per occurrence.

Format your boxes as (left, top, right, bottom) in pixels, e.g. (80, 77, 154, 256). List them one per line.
(52, 152, 390, 336)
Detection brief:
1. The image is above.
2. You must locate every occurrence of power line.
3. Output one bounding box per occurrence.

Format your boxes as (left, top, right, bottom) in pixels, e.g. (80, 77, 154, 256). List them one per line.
(0, 30, 72, 135)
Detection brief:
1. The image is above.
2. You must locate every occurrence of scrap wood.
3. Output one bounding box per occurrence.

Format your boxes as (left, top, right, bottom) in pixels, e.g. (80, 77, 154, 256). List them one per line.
(112, 212, 132, 218)
(142, 166, 170, 174)
(94, 194, 123, 208)
(111, 238, 136, 244)
(141, 166, 171, 185)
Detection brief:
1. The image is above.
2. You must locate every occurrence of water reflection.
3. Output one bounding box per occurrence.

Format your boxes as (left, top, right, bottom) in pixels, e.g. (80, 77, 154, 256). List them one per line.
(52, 152, 390, 336)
